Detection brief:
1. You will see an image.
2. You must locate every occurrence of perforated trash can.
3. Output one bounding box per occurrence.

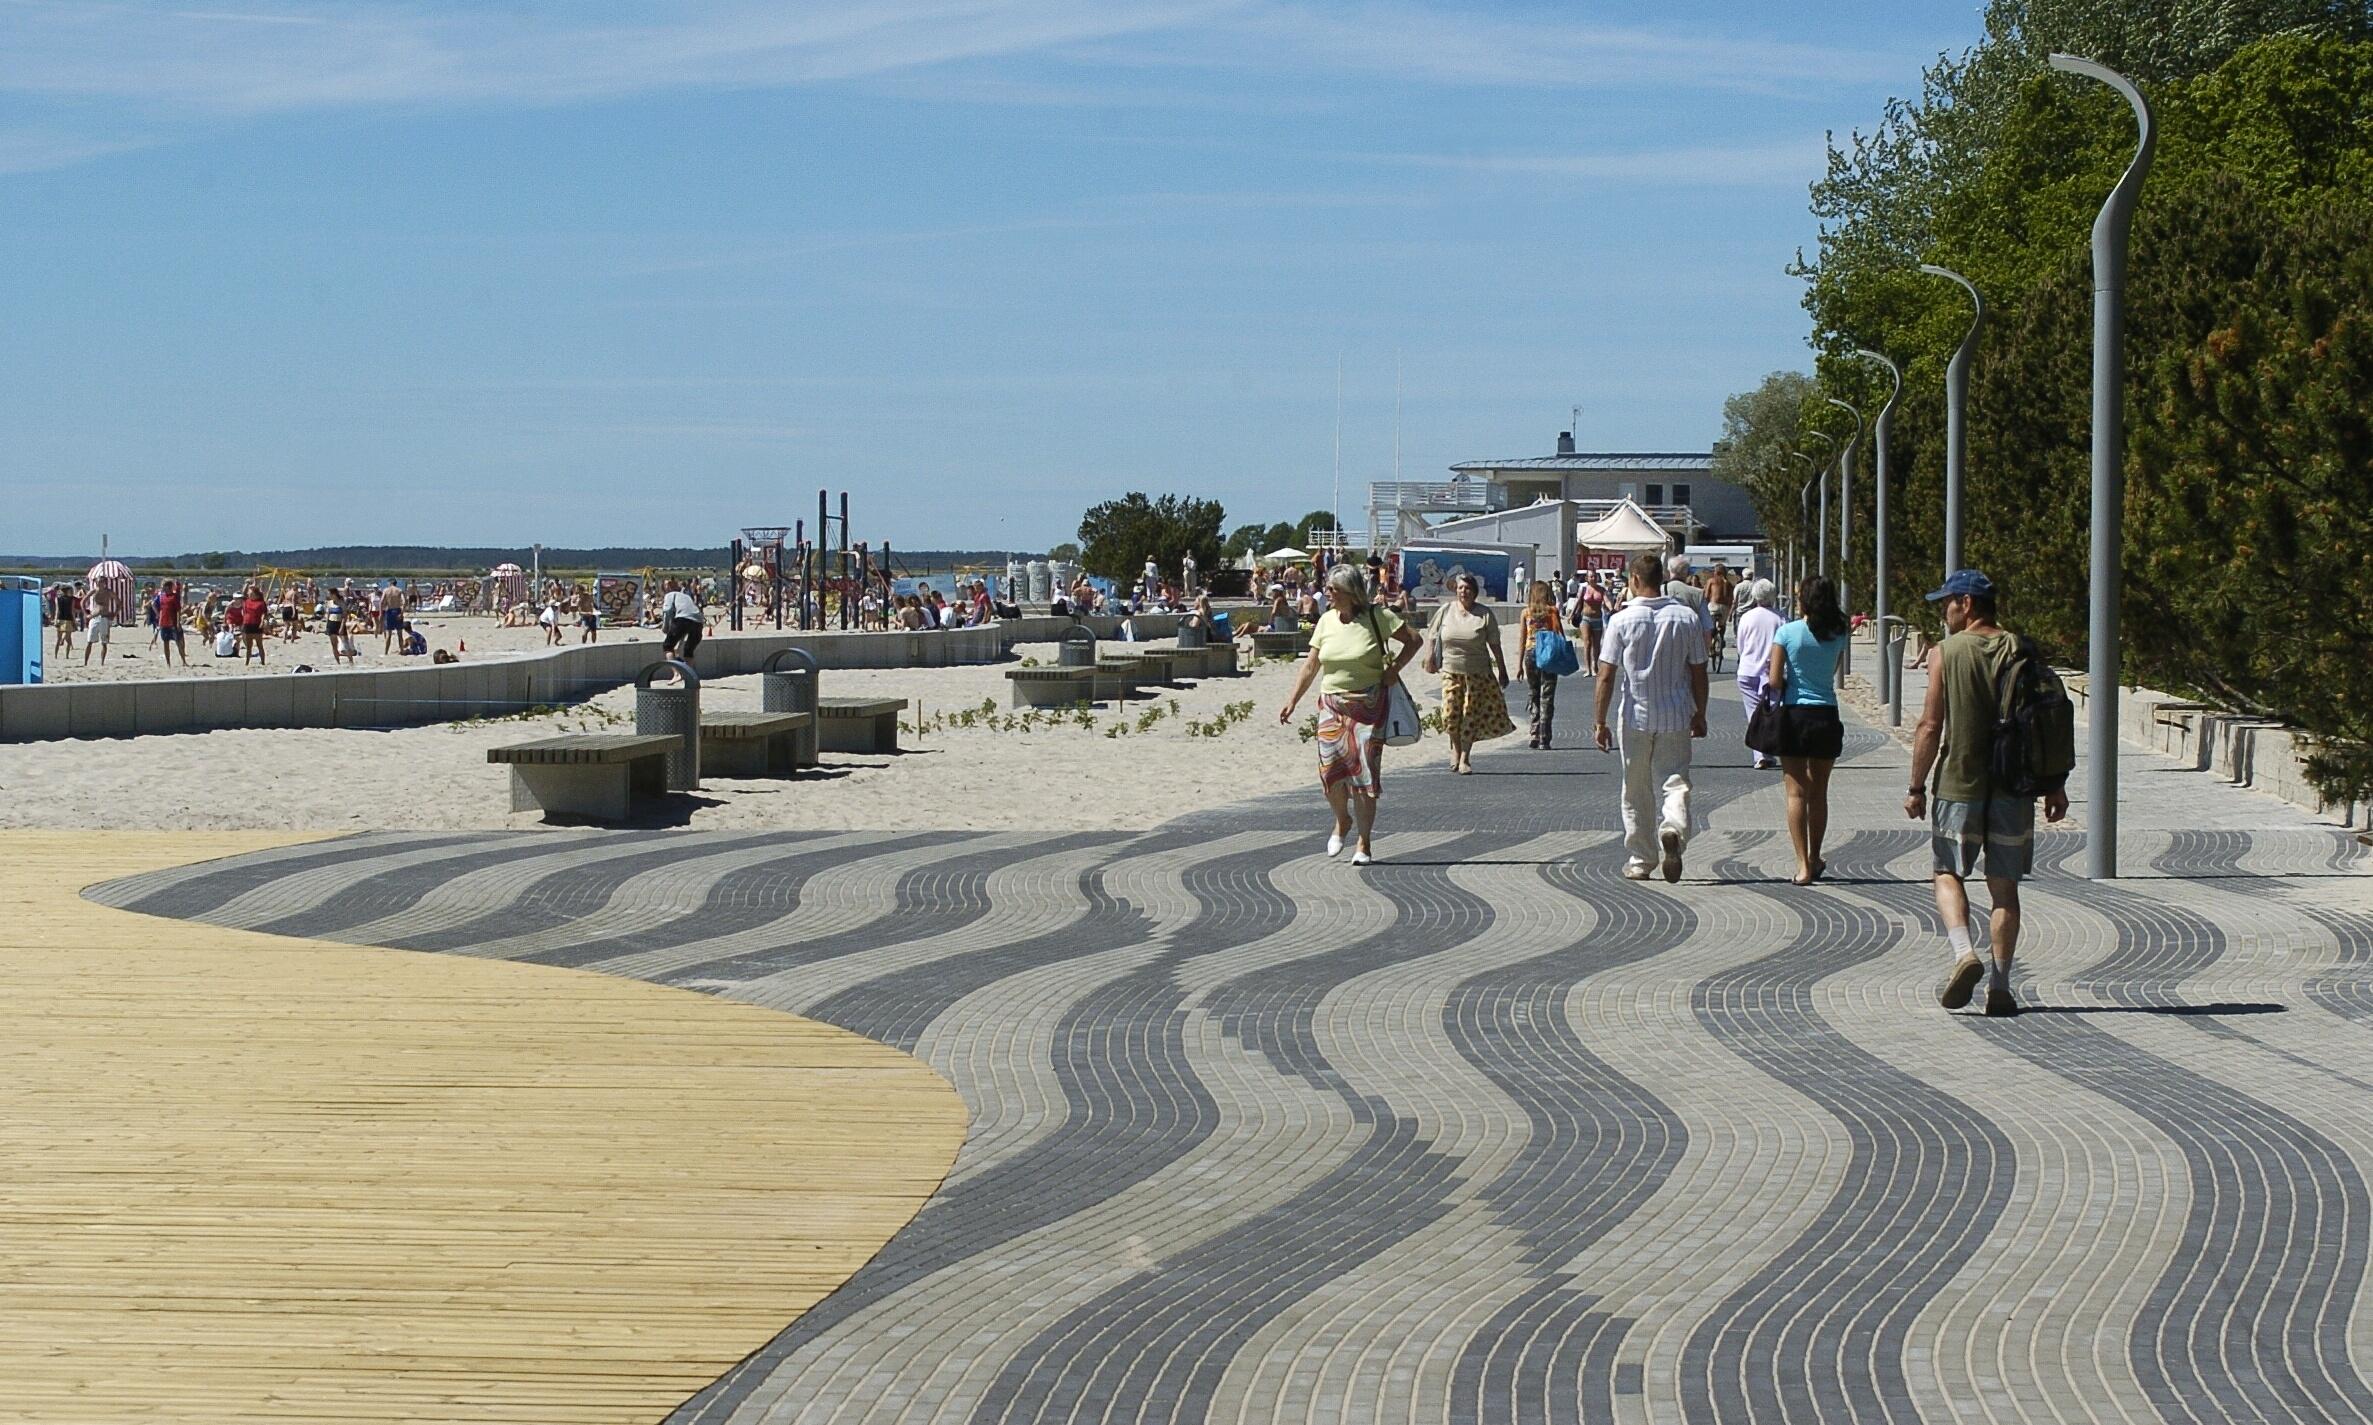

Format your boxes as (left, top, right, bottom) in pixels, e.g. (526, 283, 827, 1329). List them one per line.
(1175, 618, 1207, 650)
(1057, 625, 1097, 668)
(634, 659, 700, 791)
(760, 646, 820, 767)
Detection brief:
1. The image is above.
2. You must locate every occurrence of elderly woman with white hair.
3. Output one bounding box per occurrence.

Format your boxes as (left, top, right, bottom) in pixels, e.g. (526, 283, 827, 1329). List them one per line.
(1280, 562, 1424, 866)
(1733, 578, 1786, 770)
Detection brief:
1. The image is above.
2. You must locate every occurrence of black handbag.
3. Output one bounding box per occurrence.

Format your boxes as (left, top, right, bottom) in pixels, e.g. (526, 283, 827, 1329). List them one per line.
(1745, 684, 1785, 756)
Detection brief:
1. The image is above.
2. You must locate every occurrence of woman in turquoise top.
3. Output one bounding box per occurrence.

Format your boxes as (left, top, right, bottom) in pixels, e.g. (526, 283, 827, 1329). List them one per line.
(1766, 575, 1850, 884)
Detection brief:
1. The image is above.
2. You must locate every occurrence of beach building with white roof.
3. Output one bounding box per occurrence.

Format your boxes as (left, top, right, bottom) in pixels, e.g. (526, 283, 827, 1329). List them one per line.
(1369, 427, 1763, 581)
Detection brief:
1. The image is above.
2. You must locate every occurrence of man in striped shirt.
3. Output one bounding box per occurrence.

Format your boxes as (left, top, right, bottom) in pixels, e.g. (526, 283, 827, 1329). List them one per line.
(1593, 551, 1711, 881)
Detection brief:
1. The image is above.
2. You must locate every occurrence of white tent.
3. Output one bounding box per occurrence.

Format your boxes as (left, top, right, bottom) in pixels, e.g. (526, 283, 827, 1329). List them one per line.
(1575, 499, 1671, 554)
(1262, 546, 1309, 561)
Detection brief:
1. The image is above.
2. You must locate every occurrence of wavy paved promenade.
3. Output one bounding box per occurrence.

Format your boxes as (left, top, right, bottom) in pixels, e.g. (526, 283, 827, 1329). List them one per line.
(91, 688, 2373, 1423)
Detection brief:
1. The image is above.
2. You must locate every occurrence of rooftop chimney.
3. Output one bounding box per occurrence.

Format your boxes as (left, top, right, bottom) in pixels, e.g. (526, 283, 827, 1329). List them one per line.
(1555, 431, 1576, 457)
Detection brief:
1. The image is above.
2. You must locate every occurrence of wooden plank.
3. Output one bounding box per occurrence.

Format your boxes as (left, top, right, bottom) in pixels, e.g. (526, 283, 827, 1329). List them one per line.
(814, 698, 907, 716)
(486, 734, 679, 766)
(698, 712, 810, 739)
(0, 831, 965, 1423)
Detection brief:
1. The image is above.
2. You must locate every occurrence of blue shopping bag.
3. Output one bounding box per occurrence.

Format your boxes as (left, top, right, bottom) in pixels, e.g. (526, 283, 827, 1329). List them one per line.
(1532, 628, 1581, 678)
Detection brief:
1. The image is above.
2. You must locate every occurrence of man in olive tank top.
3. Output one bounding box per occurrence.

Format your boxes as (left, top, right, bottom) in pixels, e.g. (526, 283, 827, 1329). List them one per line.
(1904, 570, 2069, 1017)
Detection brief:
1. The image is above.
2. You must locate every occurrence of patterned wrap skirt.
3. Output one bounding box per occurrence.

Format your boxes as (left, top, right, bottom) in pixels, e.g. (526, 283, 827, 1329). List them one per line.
(1317, 687, 1386, 798)
(1440, 671, 1516, 744)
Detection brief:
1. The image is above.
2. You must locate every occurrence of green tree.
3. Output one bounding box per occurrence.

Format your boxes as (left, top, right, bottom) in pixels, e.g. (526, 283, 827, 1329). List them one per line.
(1045, 541, 1080, 563)
(1293, 509, 1341, 546)
(1221, 524, 1267, 562)
(1075, 493, 1226, 582)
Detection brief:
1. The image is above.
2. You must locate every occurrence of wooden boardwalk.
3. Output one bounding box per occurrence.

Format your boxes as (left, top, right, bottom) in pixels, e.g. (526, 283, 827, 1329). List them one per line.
(0, 831, 964, 1424)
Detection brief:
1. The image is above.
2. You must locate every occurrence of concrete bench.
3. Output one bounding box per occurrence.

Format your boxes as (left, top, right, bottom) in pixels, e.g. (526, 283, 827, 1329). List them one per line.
(1093, 659, 1149, 703)
(1250, 629, 1310, 660)
(1170, 642, 1239, 679)
(489, 734, 678, 822)
(817, 696, 908, 754)
(699, 711, 814, 777)
(1006, 666, 1097, 709)
(1130, 651, 1187, 686)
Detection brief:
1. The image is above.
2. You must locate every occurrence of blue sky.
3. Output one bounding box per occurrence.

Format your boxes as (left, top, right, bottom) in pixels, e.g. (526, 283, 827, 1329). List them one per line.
(0, 0, 1982, 556)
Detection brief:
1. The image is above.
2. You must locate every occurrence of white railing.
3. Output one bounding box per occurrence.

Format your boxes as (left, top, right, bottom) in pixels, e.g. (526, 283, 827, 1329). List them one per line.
(1367, 480, 1493, 513)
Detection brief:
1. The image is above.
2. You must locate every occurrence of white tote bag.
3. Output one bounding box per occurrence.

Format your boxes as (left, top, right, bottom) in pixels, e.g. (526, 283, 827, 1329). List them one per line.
(1382, 680, 1424, 747)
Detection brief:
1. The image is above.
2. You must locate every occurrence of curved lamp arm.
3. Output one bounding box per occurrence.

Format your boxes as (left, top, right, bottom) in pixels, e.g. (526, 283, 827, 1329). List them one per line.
(1851, 349, 1901, 423)
(1919, 264, 1984, 360)
(2048, 54, 2157, 281)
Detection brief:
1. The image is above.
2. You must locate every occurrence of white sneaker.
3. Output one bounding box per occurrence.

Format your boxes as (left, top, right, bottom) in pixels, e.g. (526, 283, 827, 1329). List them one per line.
(1326, 831, 1346, 859)
(1351, 850, 1373, 867)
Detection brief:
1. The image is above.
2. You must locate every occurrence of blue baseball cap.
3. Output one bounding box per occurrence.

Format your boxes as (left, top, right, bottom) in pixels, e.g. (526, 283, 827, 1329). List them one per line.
(1926, 569, 1995, 602)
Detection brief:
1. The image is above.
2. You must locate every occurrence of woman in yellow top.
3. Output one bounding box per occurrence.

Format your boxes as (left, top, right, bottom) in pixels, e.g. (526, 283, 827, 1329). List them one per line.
(1280, 564, 1423, 866)
(1428, 573, 1514, 773)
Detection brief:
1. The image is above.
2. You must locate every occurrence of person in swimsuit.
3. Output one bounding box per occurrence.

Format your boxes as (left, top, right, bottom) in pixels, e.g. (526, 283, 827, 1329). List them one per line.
(578, 587, 599, 643)
(380, 581, 405, 653)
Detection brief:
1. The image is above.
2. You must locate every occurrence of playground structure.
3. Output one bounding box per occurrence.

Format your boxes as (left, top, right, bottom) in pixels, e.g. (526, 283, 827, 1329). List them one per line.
(728, 490, 898, 633)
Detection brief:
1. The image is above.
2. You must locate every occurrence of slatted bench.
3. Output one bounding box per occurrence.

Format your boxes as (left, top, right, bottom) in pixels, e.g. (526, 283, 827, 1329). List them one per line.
(1130, 650, 1186, 686)
(489, 734, 678, 822)
(1006, 666, 1097, 709)
(1093, 658, 1149, 703)
(1250, 629, 1309, 660)
(816, 697, 908, 754)
(699, 711, 814, 777)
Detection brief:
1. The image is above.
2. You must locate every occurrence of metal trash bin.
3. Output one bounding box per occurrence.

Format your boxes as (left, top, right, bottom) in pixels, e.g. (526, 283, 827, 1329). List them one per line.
(635, 659, 700, 791)
(760, 647, 820, 767)
(1057, 625, 1098, 667)
(1175, 617, 1207, 650)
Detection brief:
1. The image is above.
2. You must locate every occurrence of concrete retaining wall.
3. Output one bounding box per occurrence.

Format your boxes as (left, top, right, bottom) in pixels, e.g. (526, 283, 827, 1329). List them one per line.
(0, 615, 1182, 744)
(2068, 677, 2370, 832)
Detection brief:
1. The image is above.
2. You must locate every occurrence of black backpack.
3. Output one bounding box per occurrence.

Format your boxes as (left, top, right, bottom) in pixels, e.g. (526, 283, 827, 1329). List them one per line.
(1989, 635, 2076, 797)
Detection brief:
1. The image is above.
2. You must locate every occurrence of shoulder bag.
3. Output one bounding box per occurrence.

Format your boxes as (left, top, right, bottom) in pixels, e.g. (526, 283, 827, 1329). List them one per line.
(1369, 607, 1424, 747)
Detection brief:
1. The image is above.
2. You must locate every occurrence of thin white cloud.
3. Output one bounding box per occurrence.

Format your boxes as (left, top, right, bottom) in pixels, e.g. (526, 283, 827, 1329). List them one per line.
(0, 126, 157, 173)
(1071, 1, 1913, 97)
(1354, 137, 1832, 188)
(0, 0, 1246, 113)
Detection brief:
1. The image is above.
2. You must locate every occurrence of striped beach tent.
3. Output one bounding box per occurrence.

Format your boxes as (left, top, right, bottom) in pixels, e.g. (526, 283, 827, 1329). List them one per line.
(85, 559, 134, 621)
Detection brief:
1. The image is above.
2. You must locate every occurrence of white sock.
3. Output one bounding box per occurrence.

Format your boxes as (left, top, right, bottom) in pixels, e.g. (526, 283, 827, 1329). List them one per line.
(1946, 923, 1976, 963)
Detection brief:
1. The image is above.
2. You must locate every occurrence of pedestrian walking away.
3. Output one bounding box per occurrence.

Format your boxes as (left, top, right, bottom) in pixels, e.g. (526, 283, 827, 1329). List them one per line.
(1905, 569, 2073, 1018)
(1663, 554, 1711, 638)
(1768, 576, 1850, 885)
(1733, 579, 1784, 770)
(1279, 563, 1422, 867)
(1518, 580, 1566, 749)
(1594, 552, 1710, 882)
(1426, 573, 1514, 774)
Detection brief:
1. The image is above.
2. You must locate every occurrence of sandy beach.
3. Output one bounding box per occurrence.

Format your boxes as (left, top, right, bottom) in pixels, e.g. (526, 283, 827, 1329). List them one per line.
(37, 613, 628, 683)
(0, 630, 1544, 832)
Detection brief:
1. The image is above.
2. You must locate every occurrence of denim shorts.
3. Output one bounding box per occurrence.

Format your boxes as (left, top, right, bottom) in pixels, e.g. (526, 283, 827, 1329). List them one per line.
(1932, 795, 2036, 880)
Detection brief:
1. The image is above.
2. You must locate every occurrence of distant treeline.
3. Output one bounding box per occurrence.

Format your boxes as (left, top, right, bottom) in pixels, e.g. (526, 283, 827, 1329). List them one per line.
(0, 545, 1035, 576)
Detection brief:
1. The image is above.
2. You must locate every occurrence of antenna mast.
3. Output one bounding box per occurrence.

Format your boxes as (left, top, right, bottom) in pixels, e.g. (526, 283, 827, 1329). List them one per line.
(1331, 353, 1343, 543)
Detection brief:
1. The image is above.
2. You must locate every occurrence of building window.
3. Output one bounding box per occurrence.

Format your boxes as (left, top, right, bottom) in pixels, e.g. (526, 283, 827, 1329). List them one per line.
(1644, 483, 1664, 506)
(1672, 483, 1692, 508)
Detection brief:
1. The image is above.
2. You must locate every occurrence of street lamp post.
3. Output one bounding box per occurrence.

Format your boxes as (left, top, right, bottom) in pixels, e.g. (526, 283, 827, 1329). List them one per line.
(1825, 396, 1862, 679)
(1852, 349, 1902, 720)
(1918, 265, 1984, 576)
(1790, 451, 1820, 604)
(2050, 52, 2155, 882)
(1800, 429, 1836, 595)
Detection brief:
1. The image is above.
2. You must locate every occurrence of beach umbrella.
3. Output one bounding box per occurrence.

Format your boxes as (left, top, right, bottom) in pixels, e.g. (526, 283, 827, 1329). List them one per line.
(85, 559, 134, 618)
(1263, 546, 1308, 562)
